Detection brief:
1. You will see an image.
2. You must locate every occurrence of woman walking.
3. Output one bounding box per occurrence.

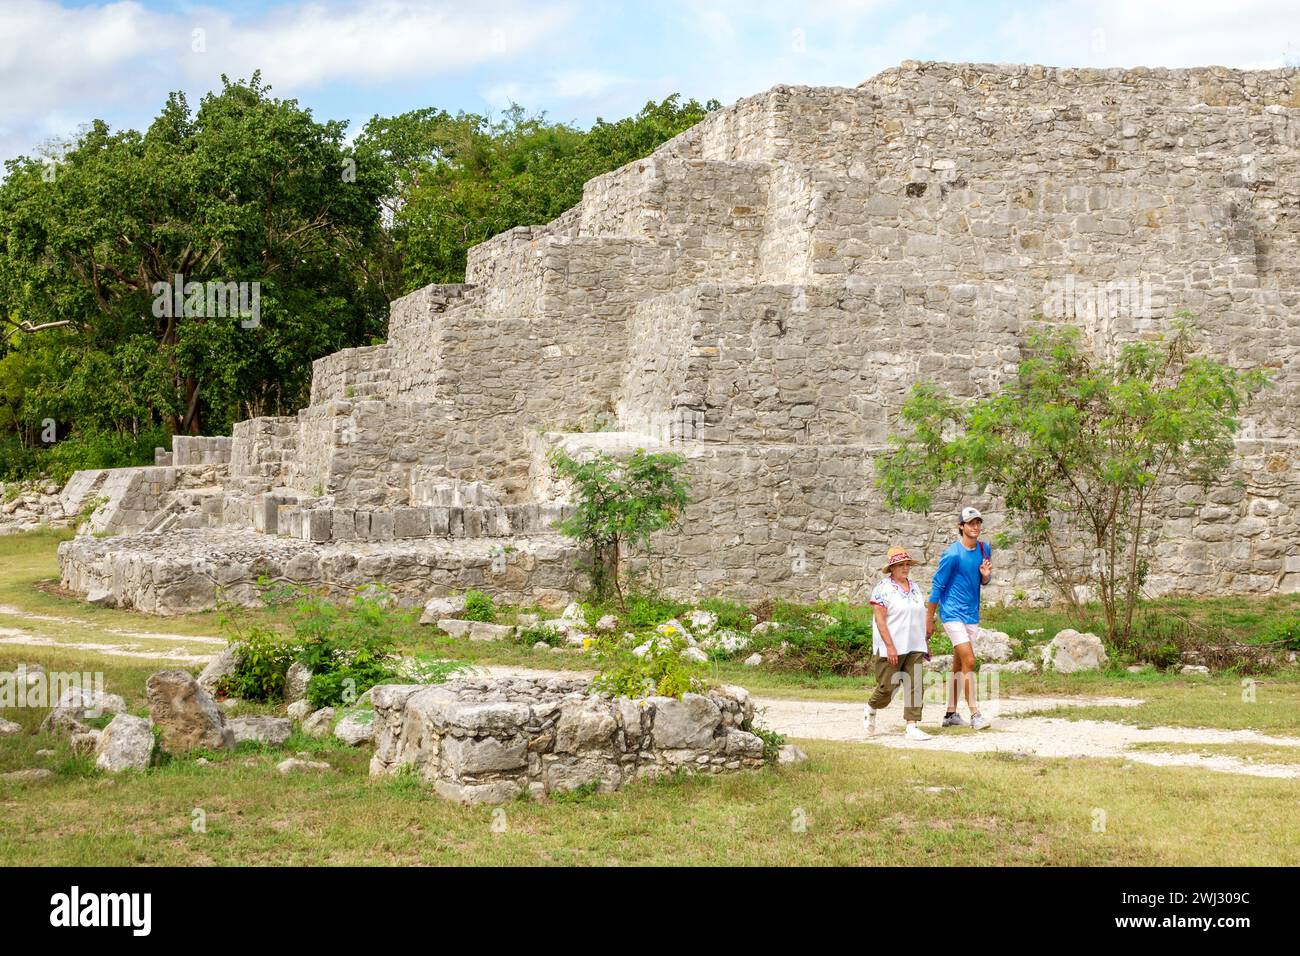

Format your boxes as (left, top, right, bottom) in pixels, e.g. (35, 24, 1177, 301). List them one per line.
(864, 547, 933, 741)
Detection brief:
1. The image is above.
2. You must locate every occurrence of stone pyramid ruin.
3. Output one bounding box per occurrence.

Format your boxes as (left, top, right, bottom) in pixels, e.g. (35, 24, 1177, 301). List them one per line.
(59, 62, 1300, 613)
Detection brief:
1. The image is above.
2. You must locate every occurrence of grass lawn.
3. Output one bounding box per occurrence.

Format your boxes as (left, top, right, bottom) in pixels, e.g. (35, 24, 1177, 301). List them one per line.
(3, 529, 1300, 866)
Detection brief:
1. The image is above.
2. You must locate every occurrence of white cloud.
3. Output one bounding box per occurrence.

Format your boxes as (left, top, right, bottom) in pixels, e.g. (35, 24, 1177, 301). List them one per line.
(0, 0, 575, 164)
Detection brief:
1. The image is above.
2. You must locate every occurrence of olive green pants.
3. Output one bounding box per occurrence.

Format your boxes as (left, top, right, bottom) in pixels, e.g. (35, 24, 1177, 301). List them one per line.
(868, 651, 926, 722)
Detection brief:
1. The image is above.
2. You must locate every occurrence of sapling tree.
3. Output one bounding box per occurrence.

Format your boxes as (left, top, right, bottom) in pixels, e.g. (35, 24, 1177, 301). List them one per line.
(548, 447, 691, 607)
(875, 319, 1268, 646)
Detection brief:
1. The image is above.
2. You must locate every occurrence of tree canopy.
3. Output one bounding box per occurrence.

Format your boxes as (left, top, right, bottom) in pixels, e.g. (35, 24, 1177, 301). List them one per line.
(0, 81, 718, 481)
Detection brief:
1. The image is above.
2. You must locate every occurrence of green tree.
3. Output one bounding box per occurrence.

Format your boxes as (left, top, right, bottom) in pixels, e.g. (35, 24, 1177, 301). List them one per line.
(362, 95, 719, 292)
(549, 448, 691, 607)
(0, 73, 389, 447)
(875, 319, 1269, 647)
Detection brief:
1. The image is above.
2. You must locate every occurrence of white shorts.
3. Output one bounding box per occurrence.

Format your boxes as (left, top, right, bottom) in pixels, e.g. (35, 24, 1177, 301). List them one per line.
(943, 621, 979, 648)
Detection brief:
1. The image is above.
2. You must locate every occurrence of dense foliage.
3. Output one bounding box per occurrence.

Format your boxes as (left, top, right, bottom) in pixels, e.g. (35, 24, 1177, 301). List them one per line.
(875, 320, 1269, 646)
(548, 448, 691, 605)
(0, 78, 717, 481)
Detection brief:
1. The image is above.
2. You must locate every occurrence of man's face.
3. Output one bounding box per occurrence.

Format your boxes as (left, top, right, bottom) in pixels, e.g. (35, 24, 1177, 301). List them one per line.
(961, 518, 983, 541)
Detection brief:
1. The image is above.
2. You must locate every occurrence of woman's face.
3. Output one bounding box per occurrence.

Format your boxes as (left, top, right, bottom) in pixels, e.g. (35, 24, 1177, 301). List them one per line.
(891, 562, 912, 582)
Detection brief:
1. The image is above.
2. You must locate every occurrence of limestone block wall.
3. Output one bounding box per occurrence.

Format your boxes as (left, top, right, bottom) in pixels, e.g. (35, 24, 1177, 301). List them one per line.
(171, 436, 233, 467)
(368, 677, 767, 804)
(309, 345, 393, 404)
(619, 282, 1022, 446)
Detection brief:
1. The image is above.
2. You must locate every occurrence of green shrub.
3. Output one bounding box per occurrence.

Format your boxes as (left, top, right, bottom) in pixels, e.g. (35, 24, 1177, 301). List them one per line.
(214, 627, 300, 702)
(293, 587, 408, 709)
(591, 627, 708, 699)
(750, 617, 875, 676)
(749, 725, 786, 762)
(462, 589, 496, 623)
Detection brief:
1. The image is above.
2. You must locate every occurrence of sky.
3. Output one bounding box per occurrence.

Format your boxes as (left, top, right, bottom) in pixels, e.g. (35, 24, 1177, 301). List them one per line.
(1, 0, 1298, 165)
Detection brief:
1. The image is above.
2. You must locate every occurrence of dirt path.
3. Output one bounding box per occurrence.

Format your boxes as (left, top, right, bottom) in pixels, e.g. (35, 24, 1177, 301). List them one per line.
(5, 630, 1298, 780)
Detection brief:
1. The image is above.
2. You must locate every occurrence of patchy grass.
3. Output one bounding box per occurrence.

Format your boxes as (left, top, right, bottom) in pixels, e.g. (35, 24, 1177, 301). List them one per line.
(2, 733, 1297, 866)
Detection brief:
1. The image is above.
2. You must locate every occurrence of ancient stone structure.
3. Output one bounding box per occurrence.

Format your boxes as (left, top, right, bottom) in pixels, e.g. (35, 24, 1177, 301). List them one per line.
(58, 62, 1300, 611)
(368, 675, 767, 803)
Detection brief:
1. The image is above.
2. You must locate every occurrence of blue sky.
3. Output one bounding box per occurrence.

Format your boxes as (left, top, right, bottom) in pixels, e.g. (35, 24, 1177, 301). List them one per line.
(2, 0, 1297, 164)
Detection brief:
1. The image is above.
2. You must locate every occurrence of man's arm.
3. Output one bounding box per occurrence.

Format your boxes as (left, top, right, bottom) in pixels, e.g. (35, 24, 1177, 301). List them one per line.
(928, 550, 954, 628)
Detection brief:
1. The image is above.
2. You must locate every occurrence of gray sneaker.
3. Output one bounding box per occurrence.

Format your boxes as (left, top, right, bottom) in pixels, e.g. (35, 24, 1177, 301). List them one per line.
(941, 712, 967, 728)
(970, 712, 991, 730)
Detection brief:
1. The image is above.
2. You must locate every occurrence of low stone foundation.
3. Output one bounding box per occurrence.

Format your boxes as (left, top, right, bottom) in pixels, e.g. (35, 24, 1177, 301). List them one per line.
(368, 676, 769, 803)
(58, 528, 583, 614)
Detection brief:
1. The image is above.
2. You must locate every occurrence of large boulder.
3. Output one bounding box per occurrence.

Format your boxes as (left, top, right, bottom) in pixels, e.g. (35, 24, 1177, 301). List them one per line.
(94, 714, 155, 772)
(145, 670, 235, 753)
(196, 644, 241, 696)
(972, 628, 1018, 662)
(0, 718, 22, 737)
(1041, 629, 1109, 674)
(228, 716, 292, 747)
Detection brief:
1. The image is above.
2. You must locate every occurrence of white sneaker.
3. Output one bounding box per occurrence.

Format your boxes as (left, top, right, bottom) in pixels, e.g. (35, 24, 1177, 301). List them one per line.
(864, 708, 878, 735)
(904, 723, 932, 741)
(970, 712, 991, 730)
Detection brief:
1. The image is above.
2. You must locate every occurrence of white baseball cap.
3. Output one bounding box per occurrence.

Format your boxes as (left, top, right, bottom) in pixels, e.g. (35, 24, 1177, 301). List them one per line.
(960, 506, 983, 523)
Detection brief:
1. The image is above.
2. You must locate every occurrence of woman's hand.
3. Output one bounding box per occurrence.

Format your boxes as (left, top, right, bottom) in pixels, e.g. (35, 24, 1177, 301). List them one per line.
(884, 641, 898, 667)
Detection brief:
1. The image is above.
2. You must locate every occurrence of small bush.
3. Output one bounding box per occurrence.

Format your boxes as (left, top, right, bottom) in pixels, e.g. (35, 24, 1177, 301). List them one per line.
(750, 618, 875, 676)
(462, 589, 496, 623)
(591, 627, 708, 699)
(215, 627, 300, 702)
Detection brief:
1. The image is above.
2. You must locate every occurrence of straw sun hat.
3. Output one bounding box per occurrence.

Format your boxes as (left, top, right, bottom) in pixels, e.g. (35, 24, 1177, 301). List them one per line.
(879, 547, 920, 574)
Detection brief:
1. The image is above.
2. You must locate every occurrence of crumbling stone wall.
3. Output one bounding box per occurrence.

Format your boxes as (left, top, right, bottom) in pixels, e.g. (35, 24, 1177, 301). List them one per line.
(369, 676, 767, 804)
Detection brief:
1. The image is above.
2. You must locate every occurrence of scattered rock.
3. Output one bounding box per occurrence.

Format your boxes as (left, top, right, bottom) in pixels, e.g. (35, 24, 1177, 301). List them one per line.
(682, 646, 709, 663)
(94, 714, 155, 772)
(1180, 664, 1211, 676)
(560, 602, 583, 621)
(751, 621, 783, 636)
(86, 588, 117, 607)
(277, 758, 330, 775)
(70, 730, 101, 756)
(778, 744, 808, 765)
(687, 609, 718, 634)
(743, 653, 763, 667)
(0, 718, 22, 737)
(419, 594, 467, 625)
(334, 709, 375, 746)
(1025, 628, 1044, 636)
(145, 669, 235, 753)
(973, 627, 1018, 662)
(1127, 663, 1153, 673)
(2, 768, 54, 782)
(1041, 629, 1108, 673)
(301, 707, 336, 738)
(285, 662, 312, 704)
(228, 716, 292, 747)
(924, 654, 953, 672)
(533, 640, 551, 652)
(437, 619, 516, 641)
(196, 644, 241, 695)
(595, 614, 618, 632)
(980, 660, 1036, 673)
(286, 699, 311, 720)
(39, 686, 126, 736)
(35, 748, 55, 757)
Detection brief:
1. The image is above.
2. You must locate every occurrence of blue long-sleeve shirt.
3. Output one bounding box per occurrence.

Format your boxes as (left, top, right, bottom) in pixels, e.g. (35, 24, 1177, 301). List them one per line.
(929, 539, 990, 625)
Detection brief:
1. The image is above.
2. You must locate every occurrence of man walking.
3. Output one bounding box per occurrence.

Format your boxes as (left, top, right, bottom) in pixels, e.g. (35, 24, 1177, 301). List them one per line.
(926, 507, 993, 730)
